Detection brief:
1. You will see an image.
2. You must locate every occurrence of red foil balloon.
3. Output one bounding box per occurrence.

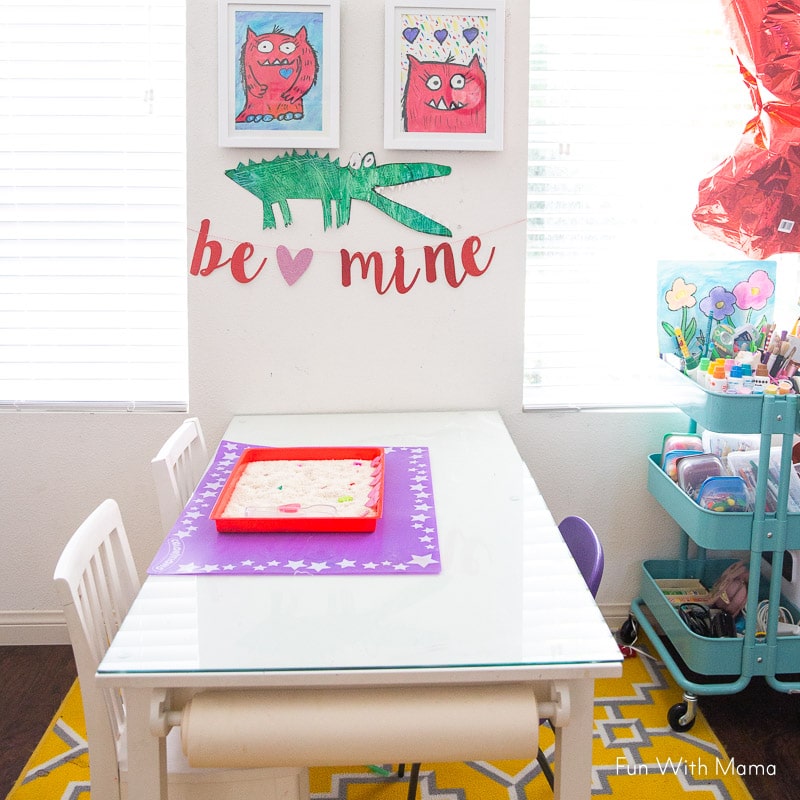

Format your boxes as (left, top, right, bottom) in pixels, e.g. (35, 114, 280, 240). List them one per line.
(722, 0, 800, 104)
(693, 2, 800, 258)
(694, 103, 800, 258)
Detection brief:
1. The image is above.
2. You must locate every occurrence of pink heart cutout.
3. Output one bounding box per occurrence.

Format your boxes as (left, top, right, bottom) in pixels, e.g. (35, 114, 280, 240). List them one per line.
(276, 245, 313, 285)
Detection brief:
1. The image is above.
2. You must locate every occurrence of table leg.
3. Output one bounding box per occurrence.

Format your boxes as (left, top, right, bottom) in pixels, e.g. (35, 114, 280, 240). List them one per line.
(552, 678, 595, 800)
(125, 688, 168, 800)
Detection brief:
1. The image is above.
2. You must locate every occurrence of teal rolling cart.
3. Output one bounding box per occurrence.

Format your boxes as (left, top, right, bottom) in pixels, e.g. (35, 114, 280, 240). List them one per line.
(628, 368, 800, 731)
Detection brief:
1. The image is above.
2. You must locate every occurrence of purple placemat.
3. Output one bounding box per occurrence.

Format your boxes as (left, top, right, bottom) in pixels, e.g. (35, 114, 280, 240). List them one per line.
(148, 440, 441, 576)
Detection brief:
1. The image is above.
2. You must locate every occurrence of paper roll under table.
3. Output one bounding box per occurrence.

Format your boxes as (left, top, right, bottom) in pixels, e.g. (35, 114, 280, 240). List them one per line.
(181, 684, 539, 768)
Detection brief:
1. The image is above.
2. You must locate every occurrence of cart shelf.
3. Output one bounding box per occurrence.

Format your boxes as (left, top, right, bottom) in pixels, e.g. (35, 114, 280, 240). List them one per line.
(654, 361, 798, 434)
(640, 559, 800, 678)
(647, 454, 800, 551)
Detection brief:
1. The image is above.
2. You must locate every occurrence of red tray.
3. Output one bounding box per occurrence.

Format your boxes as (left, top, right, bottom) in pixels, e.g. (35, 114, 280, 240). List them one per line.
(209, 446, 384, 533)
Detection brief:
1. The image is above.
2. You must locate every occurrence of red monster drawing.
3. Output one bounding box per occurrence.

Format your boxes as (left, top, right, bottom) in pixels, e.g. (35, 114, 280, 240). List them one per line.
(402, 54, 486, 134)
(236, 26, 319, 123)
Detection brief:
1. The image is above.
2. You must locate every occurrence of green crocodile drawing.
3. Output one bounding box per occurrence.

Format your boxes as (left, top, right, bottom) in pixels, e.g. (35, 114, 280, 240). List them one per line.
(225, 150, 452, 237)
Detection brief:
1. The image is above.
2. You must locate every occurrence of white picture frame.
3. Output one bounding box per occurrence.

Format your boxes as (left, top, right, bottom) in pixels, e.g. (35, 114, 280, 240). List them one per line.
(384, 0, 505, 151)
(218, 0, 340, 148)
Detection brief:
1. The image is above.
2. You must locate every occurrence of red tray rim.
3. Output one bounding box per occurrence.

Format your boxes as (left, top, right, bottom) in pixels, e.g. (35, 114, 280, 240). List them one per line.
(209, 446, 385, 533)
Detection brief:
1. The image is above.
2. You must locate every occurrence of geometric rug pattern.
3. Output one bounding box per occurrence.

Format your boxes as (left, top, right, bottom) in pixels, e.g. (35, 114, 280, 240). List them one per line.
(307, 639, 754, 800)
(6, 639, 753, 800)
(6, 680, 90, 800)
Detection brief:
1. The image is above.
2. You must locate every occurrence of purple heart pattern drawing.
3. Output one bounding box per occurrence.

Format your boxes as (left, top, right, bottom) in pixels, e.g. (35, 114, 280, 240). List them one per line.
(398, 14, 489, 75)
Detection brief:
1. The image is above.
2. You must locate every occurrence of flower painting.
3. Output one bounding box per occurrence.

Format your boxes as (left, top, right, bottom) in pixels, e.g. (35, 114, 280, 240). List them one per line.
(657, 261, 777, 364)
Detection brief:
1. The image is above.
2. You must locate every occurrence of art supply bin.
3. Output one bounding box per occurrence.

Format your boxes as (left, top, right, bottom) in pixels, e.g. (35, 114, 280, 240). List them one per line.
(629, 366, 800, 731)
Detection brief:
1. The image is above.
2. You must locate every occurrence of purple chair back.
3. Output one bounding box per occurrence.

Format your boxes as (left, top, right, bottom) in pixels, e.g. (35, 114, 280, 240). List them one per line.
(558, 515, 604, 597)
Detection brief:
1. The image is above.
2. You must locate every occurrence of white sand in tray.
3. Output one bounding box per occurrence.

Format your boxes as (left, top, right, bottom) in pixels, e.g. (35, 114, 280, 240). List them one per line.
(222, 457, 380, 518)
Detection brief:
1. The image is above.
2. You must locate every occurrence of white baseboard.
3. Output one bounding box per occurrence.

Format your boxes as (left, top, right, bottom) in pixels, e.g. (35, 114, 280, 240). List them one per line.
(602, 603, 632, 633)
(0, 610, 71, 645)
(1, 604, 627, 647)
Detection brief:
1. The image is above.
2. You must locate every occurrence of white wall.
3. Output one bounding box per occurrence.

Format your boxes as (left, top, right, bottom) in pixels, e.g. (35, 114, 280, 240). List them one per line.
(0, 0, 685, 643)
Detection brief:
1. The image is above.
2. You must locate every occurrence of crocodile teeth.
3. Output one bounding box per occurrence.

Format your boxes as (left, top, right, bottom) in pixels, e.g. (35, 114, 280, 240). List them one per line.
(373, 176, 439, 196)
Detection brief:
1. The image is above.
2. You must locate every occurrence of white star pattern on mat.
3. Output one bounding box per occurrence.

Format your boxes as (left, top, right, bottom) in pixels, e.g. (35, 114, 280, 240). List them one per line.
(153, 444, 441, 576)
(409, 554, 438, 568)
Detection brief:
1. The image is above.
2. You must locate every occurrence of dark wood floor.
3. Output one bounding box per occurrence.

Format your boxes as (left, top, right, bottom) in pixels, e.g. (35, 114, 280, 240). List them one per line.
(0, 645, 77, 799)
(700, 679, 800, 799)
(1, 645, 798, 799)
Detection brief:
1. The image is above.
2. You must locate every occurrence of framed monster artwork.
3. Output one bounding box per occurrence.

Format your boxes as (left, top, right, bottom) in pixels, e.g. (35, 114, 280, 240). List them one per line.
(384, 0, 505, 151)
(218, 0, 340, 148)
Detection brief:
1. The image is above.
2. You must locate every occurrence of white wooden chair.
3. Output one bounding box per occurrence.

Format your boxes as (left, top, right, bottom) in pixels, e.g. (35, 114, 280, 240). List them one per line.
(151, 417, 209, 534)
(53, 498, 308, 800)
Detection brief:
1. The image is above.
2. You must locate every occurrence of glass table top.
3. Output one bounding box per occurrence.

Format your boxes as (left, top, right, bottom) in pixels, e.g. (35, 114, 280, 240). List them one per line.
(99, 411, 622, 678)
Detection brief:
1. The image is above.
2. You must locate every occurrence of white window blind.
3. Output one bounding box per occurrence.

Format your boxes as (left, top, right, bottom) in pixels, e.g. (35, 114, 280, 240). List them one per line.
(0, 0, 187, 411)
(525, 0, 797, 408)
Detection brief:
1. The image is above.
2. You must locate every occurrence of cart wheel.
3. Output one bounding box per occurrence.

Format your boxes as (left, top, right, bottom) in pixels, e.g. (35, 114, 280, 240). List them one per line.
(668, 702, 695, 732)
(618, 613, 638, 645)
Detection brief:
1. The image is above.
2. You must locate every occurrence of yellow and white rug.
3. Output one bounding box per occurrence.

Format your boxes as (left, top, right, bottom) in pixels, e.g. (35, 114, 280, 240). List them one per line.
(6, 641, 753, 800)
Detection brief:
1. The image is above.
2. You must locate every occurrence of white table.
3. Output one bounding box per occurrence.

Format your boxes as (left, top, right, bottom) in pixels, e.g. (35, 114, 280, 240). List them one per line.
(97, 410, 621, 800)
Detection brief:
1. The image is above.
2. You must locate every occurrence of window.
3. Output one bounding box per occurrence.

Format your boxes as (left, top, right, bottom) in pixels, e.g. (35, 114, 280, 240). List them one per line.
(525, 0, 799, 409)
(0, 0, 187, 411)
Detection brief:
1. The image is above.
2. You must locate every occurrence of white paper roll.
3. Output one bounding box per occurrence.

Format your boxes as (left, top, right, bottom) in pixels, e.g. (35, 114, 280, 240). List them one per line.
(181, 683, 539, 768)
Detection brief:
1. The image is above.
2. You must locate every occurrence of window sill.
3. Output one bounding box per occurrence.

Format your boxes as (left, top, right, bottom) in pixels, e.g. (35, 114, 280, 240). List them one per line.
(0, 400, 188, 413)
